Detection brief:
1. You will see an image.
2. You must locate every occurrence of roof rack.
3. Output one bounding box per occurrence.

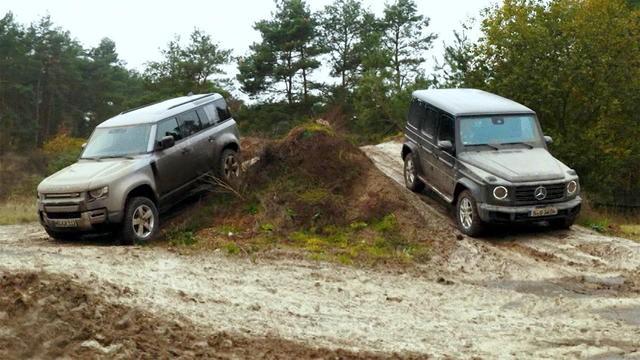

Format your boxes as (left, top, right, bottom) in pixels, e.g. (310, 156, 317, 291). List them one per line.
(168, 93, 216, 110)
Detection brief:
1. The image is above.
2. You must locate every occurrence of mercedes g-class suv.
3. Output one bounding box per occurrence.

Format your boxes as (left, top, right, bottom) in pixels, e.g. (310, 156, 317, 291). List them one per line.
(37, 93, 241, 244)
(402, 89, 581, 237)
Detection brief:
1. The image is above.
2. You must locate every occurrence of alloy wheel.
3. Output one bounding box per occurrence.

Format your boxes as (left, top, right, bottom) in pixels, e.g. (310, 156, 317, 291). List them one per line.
(224, 154, 240, 180)
(459, 197, 474, 230)
(405, 157, 415, 184)
(132, 204, 154, 239)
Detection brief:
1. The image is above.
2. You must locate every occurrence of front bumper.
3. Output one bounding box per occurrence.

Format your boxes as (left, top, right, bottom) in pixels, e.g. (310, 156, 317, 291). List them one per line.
(477, 196, 582, 223)
(37, 194, 121, 232)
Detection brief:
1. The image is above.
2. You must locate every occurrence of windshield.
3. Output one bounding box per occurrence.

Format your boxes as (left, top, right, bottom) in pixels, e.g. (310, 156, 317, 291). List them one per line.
(459, 115, 542, 148)
(81, 124, 152, 159)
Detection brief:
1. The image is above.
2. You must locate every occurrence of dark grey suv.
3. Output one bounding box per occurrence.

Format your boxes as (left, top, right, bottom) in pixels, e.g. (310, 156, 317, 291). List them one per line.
(402, 89, 581, 236)
(37, 93, 241, 244)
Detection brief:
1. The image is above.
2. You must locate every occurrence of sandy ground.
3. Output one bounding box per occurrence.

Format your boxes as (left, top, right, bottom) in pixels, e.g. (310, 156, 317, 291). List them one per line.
(0, 141, 639, 358)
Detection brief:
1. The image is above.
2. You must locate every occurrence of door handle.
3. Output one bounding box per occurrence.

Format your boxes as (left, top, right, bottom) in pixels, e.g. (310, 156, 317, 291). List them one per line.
(181, 148, 191, 154)
(208, 136, 216, 143)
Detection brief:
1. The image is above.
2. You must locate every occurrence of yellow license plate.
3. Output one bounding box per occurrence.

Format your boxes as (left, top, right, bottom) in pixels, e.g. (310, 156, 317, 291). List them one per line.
(530, 207, 558, 217)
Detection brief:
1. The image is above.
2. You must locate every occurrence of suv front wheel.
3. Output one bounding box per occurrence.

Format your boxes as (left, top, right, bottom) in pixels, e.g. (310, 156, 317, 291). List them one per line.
(403, 152, 424, 192)
(120, 197, 159, 245)
(456, 190, 485, 237)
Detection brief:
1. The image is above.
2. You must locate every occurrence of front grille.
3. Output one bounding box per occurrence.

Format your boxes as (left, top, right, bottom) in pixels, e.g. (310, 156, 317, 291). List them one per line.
(514, 183, 566, 205)
(46, 212, 81, 219)
(45, 193, 80, 199)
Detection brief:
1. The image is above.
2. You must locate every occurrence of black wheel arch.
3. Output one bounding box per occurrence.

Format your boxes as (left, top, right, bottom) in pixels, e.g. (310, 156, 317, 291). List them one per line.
(454, 177, 484, 204)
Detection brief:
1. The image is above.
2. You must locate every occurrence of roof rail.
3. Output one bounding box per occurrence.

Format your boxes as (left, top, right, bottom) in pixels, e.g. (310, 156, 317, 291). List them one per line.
(168, 93, 216, 110)
(119, 99, 164, 115)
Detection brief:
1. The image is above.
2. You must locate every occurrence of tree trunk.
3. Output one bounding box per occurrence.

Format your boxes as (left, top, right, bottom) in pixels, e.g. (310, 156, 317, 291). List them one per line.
(394, 27, 401, 91)
(301, 47, 308, 104)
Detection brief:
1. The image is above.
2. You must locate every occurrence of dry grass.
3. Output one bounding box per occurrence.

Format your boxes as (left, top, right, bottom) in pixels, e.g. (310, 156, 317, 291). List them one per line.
(0, 198, 37, 225)
(578, 198, 640, 241)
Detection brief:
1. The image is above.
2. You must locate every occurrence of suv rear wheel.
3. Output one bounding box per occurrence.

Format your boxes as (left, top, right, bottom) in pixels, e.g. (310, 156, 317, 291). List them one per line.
(120, 197, 159, 245)
(403, 152, 424, 192)
(456, 190, 485, 237)
(220, 148, 241, 185)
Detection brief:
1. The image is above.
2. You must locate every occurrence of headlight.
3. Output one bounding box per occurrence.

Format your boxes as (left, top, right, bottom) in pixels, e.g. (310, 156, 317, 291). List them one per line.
(567, 180, 578, 195)
(493, 186, 508, 200)
(88, 186, 109, 200)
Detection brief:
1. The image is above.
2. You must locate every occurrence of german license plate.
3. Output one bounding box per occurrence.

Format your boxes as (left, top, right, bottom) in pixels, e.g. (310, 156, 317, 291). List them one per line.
(530, 207, 558, 217)
(52, 219, 78, 228)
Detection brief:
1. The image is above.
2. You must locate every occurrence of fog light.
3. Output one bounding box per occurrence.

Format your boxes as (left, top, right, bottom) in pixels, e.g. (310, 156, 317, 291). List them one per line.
(567, 180, 578, 195)
(493, 186, 508, 200)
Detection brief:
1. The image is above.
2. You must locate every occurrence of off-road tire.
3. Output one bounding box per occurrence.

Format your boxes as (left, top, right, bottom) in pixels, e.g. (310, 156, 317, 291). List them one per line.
(219, 148, 241, 187)
(550, 215, 576, 230)
(120, 197, 159, 245)
(456, 190, 485, 237)
(45, 229, 80, 241)
(403, 152, 424, 192)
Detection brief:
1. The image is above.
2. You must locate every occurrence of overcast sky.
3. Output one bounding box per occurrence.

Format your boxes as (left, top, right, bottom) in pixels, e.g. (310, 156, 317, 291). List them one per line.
(1, 0, 499, 97)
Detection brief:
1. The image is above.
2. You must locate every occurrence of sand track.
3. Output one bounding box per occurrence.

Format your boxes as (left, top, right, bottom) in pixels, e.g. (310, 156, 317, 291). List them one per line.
(0, 141, 638, 358)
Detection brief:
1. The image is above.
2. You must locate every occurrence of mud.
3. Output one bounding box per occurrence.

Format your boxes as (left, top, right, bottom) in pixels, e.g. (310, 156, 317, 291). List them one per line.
(0, 141, 638, 358)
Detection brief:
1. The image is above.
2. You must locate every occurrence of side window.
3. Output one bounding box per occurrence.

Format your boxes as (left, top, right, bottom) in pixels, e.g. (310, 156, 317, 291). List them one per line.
(407, 100, 421, 128)
(437, 114, 455, 144)
(203, 103, 220, 125)
(214, 98, 231, 121)
(421, 106, 436, 138)
(177, 110, 202, 137)
(156, 118, 182, 142)
(196, 108, 213, 128)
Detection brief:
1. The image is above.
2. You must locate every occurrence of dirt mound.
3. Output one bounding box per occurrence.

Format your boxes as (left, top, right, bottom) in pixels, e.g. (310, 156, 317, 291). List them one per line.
(0, 271, 417, 359)
(247, 124, 394, 229)
(163, 123, 449, 265)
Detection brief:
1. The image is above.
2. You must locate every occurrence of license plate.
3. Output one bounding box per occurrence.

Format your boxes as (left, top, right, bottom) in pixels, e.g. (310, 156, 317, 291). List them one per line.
(52, 219, 78, 228)
(530, 207, 558, 217)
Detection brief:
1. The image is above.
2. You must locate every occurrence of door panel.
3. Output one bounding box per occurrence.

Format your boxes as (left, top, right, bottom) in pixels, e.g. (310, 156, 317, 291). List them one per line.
(418, 104, 438, 186)
(432, 114, 456, 199)
(154, 118, 195, 195)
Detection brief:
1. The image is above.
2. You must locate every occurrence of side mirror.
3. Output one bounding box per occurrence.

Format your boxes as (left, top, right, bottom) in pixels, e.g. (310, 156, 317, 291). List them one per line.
(157, 135, 175, 150)
(544, 135, 553, 145)
(437, 140, 454, 152)
(81, 143, 87, 150)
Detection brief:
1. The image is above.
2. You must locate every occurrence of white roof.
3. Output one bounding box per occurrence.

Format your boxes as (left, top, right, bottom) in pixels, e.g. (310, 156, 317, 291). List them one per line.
(98, 93, 222, 127)
(412, 89, 534, 116)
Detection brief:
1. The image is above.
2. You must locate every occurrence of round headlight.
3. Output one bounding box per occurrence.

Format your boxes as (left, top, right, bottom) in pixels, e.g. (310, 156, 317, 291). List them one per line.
(567, 180, 578, 195)
(493, 186, 508, 200)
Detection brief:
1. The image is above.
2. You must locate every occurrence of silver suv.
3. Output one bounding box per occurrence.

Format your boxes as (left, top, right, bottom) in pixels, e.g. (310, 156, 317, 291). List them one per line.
(37, 93, 241, 244)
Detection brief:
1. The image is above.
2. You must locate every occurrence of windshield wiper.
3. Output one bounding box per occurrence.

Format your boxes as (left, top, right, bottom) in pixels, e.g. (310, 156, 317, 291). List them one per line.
(80, 156, 102, 161)
(466, 143, 500, 151)
(99, 155, 136, 160)
(500, 141, 534, 149)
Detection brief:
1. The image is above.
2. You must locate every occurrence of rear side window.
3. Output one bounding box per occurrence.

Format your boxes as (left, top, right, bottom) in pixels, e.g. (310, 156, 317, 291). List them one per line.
(177, 110, 202, 137)
(214, 98, 231, 121)
(421, 107, 436, 138)
(407, 100, 422, 128)
(437, 115, 455, 143)
(203, 103, 220, 125)
(196, 108, 213, 128)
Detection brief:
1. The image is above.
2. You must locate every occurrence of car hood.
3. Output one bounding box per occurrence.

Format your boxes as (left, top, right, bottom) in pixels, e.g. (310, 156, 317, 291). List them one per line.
(458, 148, 565, 182)
(38, 159, 138, 193)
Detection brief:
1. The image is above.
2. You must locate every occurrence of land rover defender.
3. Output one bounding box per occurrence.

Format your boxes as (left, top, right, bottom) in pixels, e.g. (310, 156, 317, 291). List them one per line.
(37, 93, 241, 244)
(402, 89, 581, 236)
